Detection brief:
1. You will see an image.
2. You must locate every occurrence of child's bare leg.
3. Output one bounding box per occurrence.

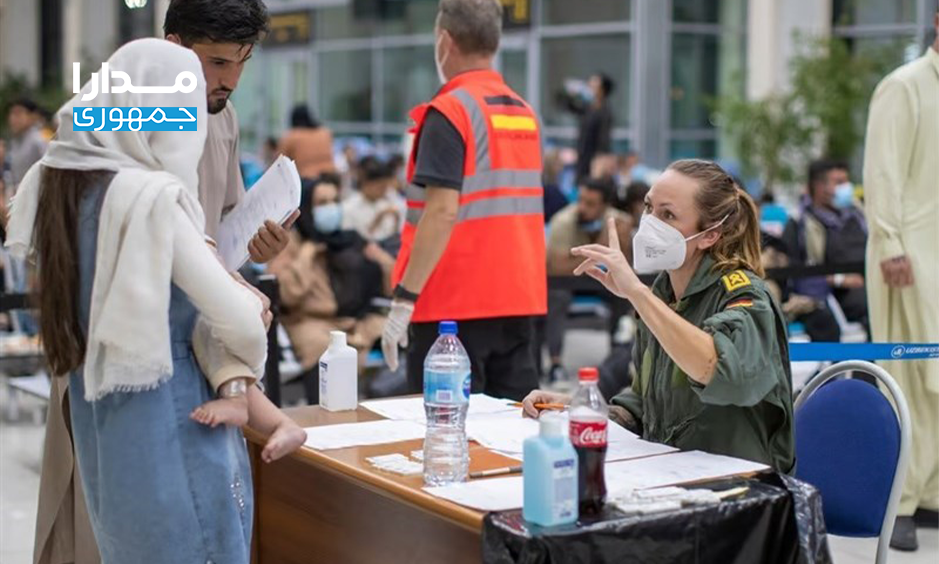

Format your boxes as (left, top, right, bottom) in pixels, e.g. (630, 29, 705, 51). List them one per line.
(246, 386, 307, 462)
(262, 421, 307, 463)
(191, 395, 248, 428)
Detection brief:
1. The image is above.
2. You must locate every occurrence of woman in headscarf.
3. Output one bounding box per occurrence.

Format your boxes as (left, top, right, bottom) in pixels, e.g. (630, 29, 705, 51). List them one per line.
(7, 39, 266, 563)
(269, 174, 392, 403)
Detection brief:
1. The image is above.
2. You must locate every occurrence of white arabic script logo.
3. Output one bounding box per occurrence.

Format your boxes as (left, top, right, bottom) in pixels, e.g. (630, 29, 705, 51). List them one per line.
(73, 62, 197, 102)
(73, 107, 197, 132)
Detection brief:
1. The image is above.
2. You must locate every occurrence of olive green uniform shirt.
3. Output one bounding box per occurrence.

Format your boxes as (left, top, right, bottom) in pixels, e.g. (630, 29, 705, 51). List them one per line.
(612, 255, 795, 473)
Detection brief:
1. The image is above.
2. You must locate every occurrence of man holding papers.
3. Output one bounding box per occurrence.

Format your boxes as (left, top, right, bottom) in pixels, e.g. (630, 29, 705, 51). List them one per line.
(165, 0, 299, 256)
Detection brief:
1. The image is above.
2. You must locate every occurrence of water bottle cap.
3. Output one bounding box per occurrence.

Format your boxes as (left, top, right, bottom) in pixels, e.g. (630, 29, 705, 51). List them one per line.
(439, 321, 458, 335)
(578, 367, 599, 382)
(539, 413, 566, 438)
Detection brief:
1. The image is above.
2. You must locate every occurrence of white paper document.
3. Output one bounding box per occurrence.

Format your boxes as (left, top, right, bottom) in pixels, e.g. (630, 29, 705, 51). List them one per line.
(361, 394, 517, 423)
(605, 439, 677, 462)
(466, 412, 640, 455)
(424, 450, 765, 513)
(216, 155, 301, 270)
(466, 414, 540, 453)
(303, 420, 426, 451)
(604, 450, 770, 496)
(424, 477, 524, 512)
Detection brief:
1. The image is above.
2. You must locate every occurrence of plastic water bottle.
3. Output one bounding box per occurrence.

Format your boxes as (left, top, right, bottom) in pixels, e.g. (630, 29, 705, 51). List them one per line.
(423, 321, 471, 486)
(523, 414, 579, 527)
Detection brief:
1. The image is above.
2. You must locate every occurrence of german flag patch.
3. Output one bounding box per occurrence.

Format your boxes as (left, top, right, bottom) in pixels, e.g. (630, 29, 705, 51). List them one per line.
(722, 270, 751, 292)
(490, 114, 537, 131)
(726, 298, 754, 309)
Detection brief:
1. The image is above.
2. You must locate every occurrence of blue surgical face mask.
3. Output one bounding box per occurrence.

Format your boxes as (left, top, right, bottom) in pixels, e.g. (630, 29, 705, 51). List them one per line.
(579, 217, 604, 234)
(314, 202, 342, 234)
(832, 182, 854, 209)
(581, 85, 595, 105)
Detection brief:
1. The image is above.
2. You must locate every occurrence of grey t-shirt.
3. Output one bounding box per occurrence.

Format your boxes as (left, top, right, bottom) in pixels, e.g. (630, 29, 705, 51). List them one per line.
(198, 101, 245, 238)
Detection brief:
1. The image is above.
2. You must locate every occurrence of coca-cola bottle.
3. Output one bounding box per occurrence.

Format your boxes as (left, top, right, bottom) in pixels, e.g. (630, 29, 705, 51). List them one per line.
(569, 367, 608, 515)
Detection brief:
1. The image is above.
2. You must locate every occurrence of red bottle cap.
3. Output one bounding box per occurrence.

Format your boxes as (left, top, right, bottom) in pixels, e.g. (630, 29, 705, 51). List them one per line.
(578, 367, 599, 382)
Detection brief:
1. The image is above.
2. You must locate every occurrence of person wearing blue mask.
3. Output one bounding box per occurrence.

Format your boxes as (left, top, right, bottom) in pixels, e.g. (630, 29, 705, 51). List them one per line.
(270, 174, 394, 404)
(544, 178, 632, 383)
(782, 159, 870, 340)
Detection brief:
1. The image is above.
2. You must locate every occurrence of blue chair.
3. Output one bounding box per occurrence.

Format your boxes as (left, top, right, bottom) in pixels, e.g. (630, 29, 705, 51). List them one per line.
(794, 361, 912, 564)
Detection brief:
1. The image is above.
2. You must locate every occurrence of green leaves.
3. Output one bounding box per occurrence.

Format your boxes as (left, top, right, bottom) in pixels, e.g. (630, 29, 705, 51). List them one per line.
(714, 34, 905, 198)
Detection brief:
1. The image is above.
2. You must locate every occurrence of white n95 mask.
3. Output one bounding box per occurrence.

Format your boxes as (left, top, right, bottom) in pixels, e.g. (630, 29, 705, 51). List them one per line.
(632, 213, 729, 274)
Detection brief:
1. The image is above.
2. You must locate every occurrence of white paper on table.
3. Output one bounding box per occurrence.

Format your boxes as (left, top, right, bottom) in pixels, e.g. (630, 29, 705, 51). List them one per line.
(604, 450, 770, 496)
(466, 413, 540, 454)
(361, 394, 517, 423)
(424, 477, 524, 512)
(467, 411, 640, 455)
(608, 421, 639, 441)
(604, 439, 678, 462)
(216, 155, 301, 270)
(303, 420, 426, 451)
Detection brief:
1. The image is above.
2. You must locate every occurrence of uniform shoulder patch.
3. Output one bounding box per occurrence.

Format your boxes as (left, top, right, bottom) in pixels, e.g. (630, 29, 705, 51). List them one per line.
(725, 298, 754, 309)
(721, 270, 752, 292)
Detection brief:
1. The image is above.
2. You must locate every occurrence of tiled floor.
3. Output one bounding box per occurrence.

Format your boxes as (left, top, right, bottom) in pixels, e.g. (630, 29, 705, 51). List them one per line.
(0, 331, 937, 563)
(0, 390, 45, 564)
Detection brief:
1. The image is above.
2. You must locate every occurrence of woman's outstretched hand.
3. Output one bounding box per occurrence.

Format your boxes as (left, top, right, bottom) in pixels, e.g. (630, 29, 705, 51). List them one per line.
(571, 217, 644, 301)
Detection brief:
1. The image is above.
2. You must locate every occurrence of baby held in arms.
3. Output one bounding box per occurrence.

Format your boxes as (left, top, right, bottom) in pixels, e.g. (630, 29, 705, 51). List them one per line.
(188, 240, 306, 463)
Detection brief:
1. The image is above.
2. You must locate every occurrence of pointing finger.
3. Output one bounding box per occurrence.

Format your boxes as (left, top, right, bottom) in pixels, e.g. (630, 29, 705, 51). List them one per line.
(607, 217, 620, 251)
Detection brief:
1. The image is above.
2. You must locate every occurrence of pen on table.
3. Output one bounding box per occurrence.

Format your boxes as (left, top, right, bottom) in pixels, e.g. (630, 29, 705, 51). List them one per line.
(509, 402, 568, 411)
(716, 486, 749, 500)
(469, 466, 523, 479)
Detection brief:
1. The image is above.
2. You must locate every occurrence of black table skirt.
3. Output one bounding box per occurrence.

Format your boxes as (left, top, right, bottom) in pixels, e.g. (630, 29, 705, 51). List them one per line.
(482, 473, 832, 564)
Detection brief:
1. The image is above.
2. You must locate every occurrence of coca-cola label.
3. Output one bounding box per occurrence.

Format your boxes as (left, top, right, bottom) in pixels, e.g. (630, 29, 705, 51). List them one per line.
(570, 420, 608, 448)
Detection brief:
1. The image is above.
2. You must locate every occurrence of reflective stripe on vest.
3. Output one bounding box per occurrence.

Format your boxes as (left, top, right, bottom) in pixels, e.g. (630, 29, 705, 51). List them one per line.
(405, 87, 544, 226)
(394, 71, 547, 322)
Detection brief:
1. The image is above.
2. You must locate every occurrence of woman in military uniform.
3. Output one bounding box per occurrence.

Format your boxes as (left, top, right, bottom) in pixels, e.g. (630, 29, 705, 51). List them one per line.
(524, 159, 794, 473)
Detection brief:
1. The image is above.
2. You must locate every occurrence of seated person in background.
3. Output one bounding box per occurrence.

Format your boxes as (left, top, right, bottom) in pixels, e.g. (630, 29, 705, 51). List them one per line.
(542, 148, 569, 224)
(544, 177, 632, 382)
(341, 156, 406, 243)
(782, 159, 869, 336)
(277, 104, 337, 180)
(387, 153, 406, 195)
(618, 179, 650, 228)
(761, 231, 841, 342)
(268, 175, 394, 402)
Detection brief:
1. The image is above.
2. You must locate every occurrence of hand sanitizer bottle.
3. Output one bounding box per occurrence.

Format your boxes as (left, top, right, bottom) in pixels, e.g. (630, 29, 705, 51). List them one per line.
(523, 413, 579, 527)
(319, 331, 357, 411)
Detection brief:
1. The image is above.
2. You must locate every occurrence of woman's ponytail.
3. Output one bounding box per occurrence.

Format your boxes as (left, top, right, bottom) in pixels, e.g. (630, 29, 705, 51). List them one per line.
(668, 159, 765, 277)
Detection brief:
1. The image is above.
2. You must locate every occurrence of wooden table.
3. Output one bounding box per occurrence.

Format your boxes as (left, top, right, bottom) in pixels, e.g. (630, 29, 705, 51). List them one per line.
(245, 404, 521, 564)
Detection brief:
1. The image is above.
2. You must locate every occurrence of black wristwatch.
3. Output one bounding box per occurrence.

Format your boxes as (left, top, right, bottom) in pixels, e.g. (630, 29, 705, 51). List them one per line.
(393, 284, 420, 303)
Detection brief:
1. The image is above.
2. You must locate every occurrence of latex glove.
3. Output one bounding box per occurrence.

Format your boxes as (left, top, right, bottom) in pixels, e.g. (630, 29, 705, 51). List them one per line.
(381, 300, 415, 371)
